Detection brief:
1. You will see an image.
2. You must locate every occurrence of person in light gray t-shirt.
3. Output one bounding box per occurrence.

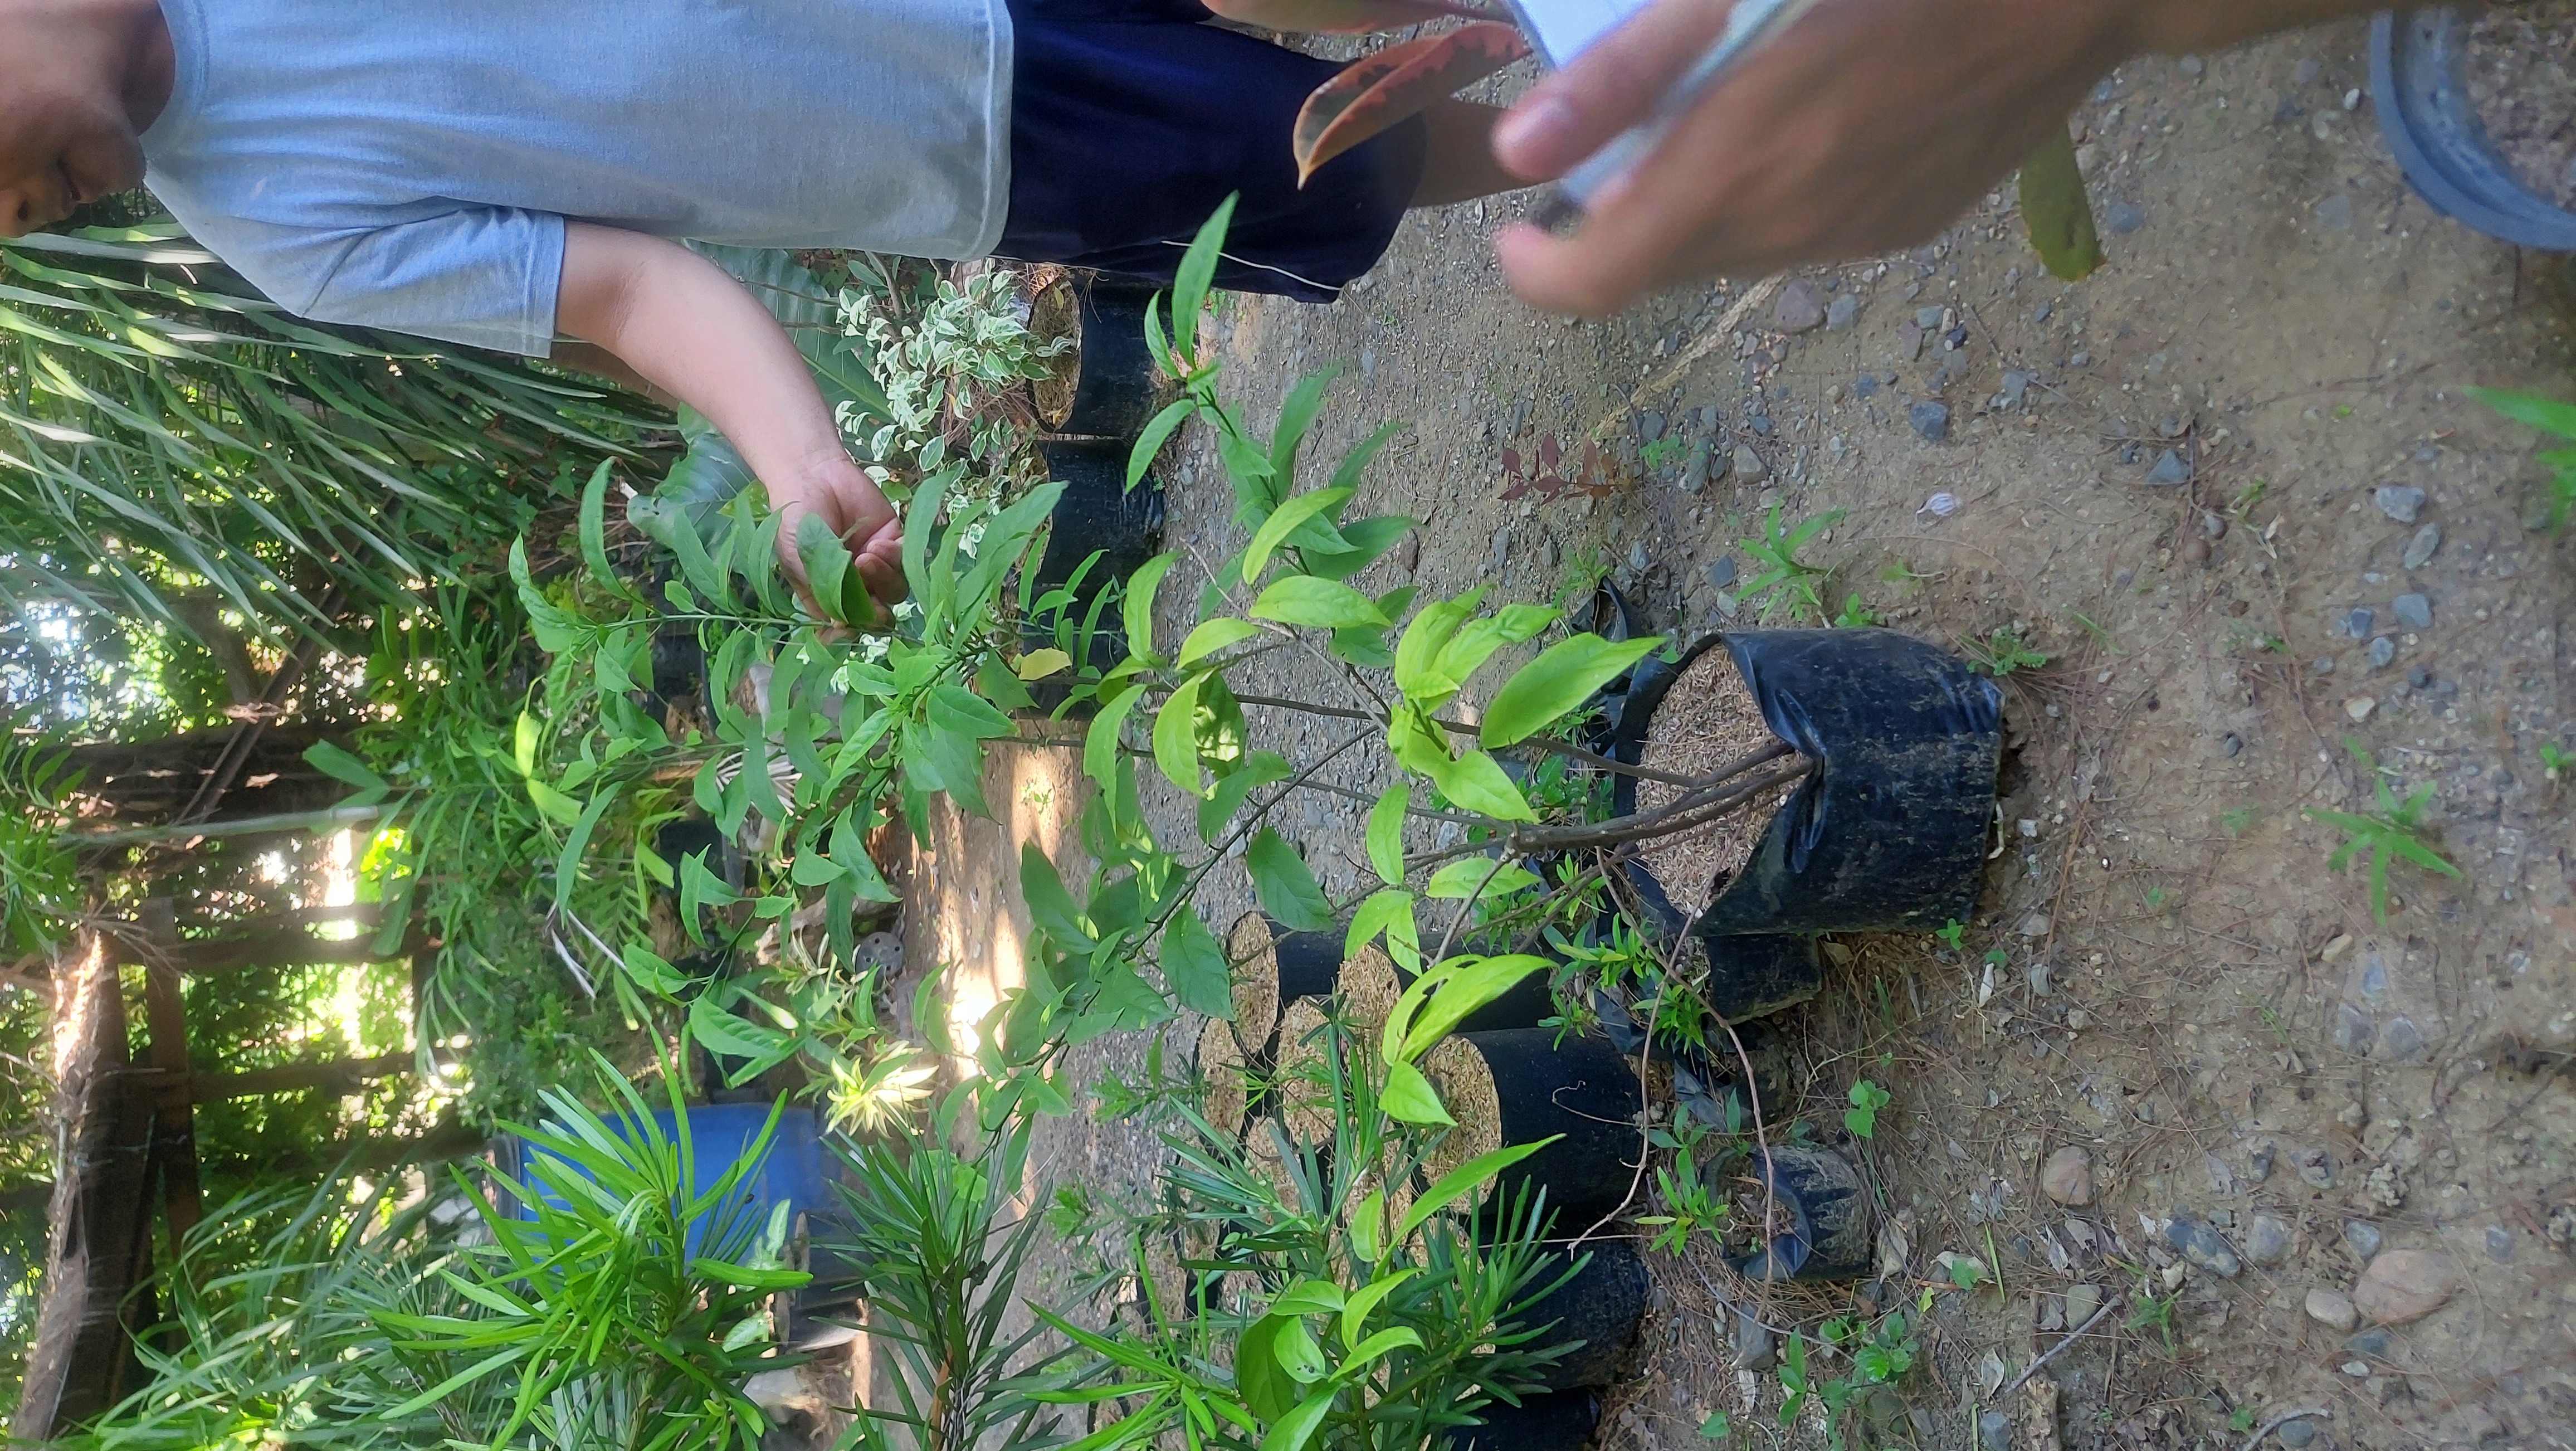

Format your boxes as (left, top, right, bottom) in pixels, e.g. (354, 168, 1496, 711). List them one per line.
(0, 0, 1526, 603)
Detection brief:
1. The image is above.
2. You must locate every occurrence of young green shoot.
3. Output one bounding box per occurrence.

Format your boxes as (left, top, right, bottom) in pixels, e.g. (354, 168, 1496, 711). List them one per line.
(1960, 625, 2050, 678)
(2304, 739, 2461, 924)
(1739, 505, 1846, 624)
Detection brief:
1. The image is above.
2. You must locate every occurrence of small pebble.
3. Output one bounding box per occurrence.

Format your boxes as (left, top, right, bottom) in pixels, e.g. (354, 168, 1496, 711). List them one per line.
(2221, 733, 2243, 757)
(2369, 636, 2396, 669)
(2340, 606, 2374, 638)
(2105, 201, 2146, 235)
(2353, 1248, 2458, 1324)
(2306, 1288, 2359, 1332)
(2487, 1225, 2515, 1263)
(1923, 491, 1960, 518)
(2407, 665, 2430, 690)
(1492, 527, 1513, 569)
(2344, 1221, 2382, 1261)
(2345, 1328, 2390, 1359)
(2373, 485, 2426, 523)
(2402, 523, 2442, 569)
(1733, 443, 1768, 482)
(2315, 193, 2355, 232)
(2345, 697, 2375, 722)
(2042, 1146, 2095, 1206)
(1708, 556, 1739, 589)
(1627, 541, 1650, 574)
(2179, 53, 2204, 75)
(2392, 592, 2432, 630)
(1915, 305, 1946, 329)
(1855, 373, 1880, 397)
(1910, 401, 1951, 443)
(2279, 1418, 2319, 1449)
(2167, 1210, 2242, 1278)
(1977, 1410, 2010, 1451)
(2244, 1214, 2292, 1267)
(1774, 280, 1827, 333)
(1731, 1306, 1777, 1370)
(1826, 293, 1861, 330)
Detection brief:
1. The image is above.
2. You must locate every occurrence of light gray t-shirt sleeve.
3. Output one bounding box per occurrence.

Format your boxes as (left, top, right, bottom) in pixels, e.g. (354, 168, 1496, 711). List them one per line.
(183, 204, 568, 357)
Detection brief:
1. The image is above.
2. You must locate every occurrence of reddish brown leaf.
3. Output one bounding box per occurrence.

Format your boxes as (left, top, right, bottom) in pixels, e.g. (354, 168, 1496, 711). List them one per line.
(1502, 446, 1523, 479)
(1538, 435, 1560, 473)
(1292, 22, 1531, 185)
(1203, 0, 1498, 33)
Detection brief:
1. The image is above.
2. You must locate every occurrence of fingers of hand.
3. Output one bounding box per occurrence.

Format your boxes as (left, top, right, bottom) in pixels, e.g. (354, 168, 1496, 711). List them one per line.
(1495, 0, 1740, 180)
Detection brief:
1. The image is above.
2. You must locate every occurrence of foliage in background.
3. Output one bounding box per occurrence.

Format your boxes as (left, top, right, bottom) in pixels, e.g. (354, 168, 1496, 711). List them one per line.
(0, 731, 80, 960)
(71, 1053, 804, 1451)
(2468, 383, 2576, 531)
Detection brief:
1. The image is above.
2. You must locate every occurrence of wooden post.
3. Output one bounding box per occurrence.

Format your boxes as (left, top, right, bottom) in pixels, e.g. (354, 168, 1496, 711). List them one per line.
(135, 899, 203, 1247)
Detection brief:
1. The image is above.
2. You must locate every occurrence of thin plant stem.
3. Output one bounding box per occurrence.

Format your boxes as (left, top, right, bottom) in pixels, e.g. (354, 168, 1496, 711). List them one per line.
(1230, 692, 1706, 787)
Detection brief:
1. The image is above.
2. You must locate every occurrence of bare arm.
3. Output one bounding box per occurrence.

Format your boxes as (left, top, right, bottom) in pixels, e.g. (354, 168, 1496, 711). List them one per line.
(1490, 0, 2389, 315)
(553, 222, 901, 603)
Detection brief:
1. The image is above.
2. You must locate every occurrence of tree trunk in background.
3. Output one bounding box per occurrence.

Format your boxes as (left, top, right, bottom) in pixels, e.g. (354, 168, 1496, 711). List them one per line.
(61, 724, 356, 827)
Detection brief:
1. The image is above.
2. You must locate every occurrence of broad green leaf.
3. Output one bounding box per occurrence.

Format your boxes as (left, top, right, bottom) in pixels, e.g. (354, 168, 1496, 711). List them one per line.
(1481, 633, 1666, 747)
(1429, 603, 1557, 689)
(1261, 1388, 1338, 1451)
(1016, 647, 1073, 680)
(1271, 365, 1343, 481)
(1344, 889, 1417, 967)
(1169, 194, 1237, 364)
(1342, 1325, 1424, 1368)
(1162, 907, 1235, 1018)
(1236, 1316, 1297, 1423)
(1270, 1278, 1345, 1318)
(1131, 397, 1195, 488)
(1396, 1137, 1558, 1240)
(1339, 1269, 1416, 1348)
(2019, 127, 2102, 281)
(1429, 746, 1533, 822)
(1246, 827, 1334, 931)
(303, 740, 388, 806)
(1200, 749, 1293, 841)
(1422, 857, 1539, 899)
(1179, 616, 1263, 669)
(1331, 419, 1407, 492)
(1244, 486, 1352, 581)
(552, 785, 621, 912)
(1400, 954, 1552, 1060)
(1155, 675, 1207, 793)
(525, 776, 583, 827)
(1380, 1059, 1451, 1126)
(1251, 575, 1388, 631)
(1365, 785, 1408, 887)
(1274, 1319, 1330, 1385)
(1300, 514, 1416, 581)
(2468, 384, 2576, 441)
(619, 943, 690, 999)
(1124, 551, 1179, 661)
(689, 993, 794, 1068)
(578, 460, 637, 600)
(1021, 843, 1092, 948)
(1350, 1188, 1385, 1262)
(1086, 684, 1144, 789)
(1392, 590, 1481, 700)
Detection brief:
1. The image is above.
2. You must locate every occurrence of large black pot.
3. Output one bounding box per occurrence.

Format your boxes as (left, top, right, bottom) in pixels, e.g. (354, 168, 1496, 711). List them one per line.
(1510, 1238, 1650, 1390)
(1423, 1030, 1641, 1222)
(1735, 1145, 1875, 1282)
(1610, 629, 2001, 938)
(1441, 1390, 1601, 1451)
(1053, 276, 1167, 440)
(1029, 438, 1166, 614)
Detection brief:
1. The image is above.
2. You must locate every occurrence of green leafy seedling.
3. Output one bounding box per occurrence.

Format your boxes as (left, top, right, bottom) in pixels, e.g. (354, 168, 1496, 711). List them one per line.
(2221, 806, 2258, 836)
(1844, 1079, 1890, 1141)
(2467, 384, 2576, 531)
(2304, 739, 2461, 924)
(1739, 505, 1846, 624)
(1832, 593, 1884, 629)
(1640, 435, 1689, 471)
(1935, 919, 1967, 953)
(2542, 743, 2572, 782)
(1962, 625, 2050, 677)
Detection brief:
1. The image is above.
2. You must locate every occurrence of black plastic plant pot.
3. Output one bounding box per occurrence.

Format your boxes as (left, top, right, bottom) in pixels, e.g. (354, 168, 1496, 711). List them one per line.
(1441, 1390, 1602, 1451)
(647, 621, 705, 717)
(1031, 438, 1165, 615)
(1514, 1237, 1649, 1390)
(1736, 1145, 1874, 1282)
(1227, 912, 1344, 1058)
(1055, 276, 1167, 440)
(1610, 629, 2002, 938)
(1419, 1030, 1641, 1221)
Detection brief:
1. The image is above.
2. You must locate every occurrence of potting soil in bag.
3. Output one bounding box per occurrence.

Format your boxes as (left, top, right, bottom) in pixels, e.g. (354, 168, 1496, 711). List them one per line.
(1612, 629, 2001, 936)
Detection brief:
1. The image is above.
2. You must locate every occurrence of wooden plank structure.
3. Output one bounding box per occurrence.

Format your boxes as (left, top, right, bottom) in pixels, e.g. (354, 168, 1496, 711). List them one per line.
(8, 902, 456, 1442)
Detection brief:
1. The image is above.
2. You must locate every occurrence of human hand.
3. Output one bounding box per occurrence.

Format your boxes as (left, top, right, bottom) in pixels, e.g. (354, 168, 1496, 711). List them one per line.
(1489, 0, 2141, 315)
(768, 452, 906, 609)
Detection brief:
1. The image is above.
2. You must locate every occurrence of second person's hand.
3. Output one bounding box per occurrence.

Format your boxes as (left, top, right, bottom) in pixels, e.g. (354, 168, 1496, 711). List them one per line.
(1487, 0, 2142, 315)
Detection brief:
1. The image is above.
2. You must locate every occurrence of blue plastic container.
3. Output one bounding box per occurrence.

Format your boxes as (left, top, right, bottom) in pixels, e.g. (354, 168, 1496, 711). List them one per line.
(506, 1104, 836, 1254)
(2372, 9, 2576, 252)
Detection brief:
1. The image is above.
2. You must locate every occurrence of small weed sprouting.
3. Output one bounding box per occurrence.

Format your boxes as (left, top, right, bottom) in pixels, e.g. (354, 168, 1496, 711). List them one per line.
(1779, 1310, 1922, 1448)
(2305, 739, 2462, 924)
(1936, 918, 1967, 953)
(1832, 593, 1885, 628)
(2543, 743, 2572, 782)
(2230, 478, 2268, 514)
(1961, 625, 2050, 677)
(1501, 432, 1619, 504)
(2128, 1284, 2179, 1355)
(1983, 946, 2009, 969)
(2143, 885, 2167, 911)
(1636, 1142, 1731, 1255)
(1740, 505, 1847, 624)
(1640, 434, 1690, 473)
(1843, 1079, 1890, 1141)
(2229, 1406, 2260, 1435)
(1697, 1410, 1731, 1440)
(2070, 610, 2121, 654)
(2467, 385, 2576, 531)
(2221, 806, 2258, 836)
